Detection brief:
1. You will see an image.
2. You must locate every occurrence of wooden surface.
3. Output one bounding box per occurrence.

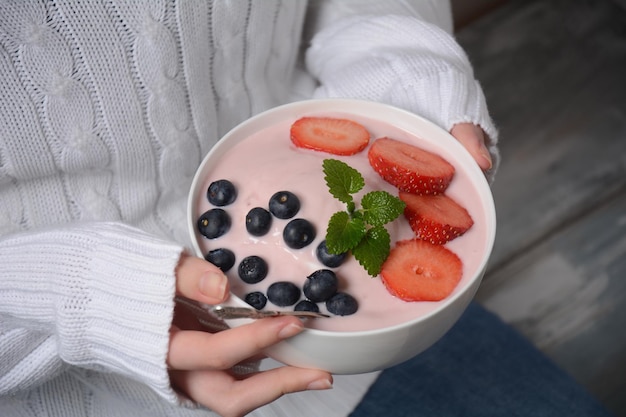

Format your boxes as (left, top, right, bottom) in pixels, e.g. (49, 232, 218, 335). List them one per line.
(451, 0, 508, 29)
(455, 0, 626, 415)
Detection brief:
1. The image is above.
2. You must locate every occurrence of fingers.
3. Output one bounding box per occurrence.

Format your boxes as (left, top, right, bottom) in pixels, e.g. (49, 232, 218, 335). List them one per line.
(233, 366, 332, 413)
(168, 316, 304, 370)
(167, 316, 331, 417)
(450, 123, 493, 171)
(171, 258, 333, 417)
(171, 366, 332, 417)
(175, 253, 229, 304)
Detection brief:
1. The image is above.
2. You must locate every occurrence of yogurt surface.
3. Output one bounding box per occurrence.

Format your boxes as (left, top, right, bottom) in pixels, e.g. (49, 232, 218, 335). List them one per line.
(194, 113, 489, 332)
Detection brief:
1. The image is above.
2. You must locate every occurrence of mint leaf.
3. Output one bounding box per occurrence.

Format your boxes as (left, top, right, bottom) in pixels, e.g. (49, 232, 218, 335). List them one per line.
(361, 191, 405, 227)
(352, 226, 391, 276)
(323, 159, 364, 205)
(322, 159, 402, 277)
(326, 211, 366, 253)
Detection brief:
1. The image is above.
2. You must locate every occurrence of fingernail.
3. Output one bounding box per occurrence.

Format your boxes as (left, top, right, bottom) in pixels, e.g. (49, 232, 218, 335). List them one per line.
(480, 146, 493, 170)
(307, 378, 333, 391)
(199, 271, 228, 300)
(278, 322, 304, 339)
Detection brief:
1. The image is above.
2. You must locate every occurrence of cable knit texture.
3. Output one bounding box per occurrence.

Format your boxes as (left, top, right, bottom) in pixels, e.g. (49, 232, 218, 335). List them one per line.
(0, 1, 498, 416)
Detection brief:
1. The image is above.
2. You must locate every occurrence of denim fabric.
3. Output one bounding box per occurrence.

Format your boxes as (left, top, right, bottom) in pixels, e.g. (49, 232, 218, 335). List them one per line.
(350, 302, 614, 417)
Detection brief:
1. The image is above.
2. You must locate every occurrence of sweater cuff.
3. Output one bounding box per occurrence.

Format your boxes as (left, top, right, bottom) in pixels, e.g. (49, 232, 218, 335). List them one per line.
(77, 224, 182, 403)
(0, 222, 185, 404)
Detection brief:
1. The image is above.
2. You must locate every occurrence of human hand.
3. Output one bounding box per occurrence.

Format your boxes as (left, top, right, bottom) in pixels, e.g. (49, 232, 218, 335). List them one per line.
(450, 123, 493, 171)
(168, 254, 333, 417)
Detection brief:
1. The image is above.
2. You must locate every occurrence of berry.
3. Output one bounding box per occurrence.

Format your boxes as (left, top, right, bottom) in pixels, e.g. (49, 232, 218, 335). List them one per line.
(204, 248, 236, 272)
(269, 191, 300, 219)
(283, 218, 316, 249)
(290, 117, 370, 156)
(400, 192, 474, 245)
(303, 269, 339, 302)
(326, 292, 358, 316)
(197, 209, 231, 239)
(315, 240, 348, 268)
(294, 299, 320, 313)
(368, 137, 455, 195)
(381, 239, 463, 302)
(207, 179, 237, 206)
(267, 281, 301, 307)
(246, 207, 272, 236)
(245, 291, 268, 310)
(237, 255, 268, 284)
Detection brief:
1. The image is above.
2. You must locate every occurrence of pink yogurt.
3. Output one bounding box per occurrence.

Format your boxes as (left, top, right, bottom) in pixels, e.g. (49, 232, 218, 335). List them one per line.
(194, 113, 488, 332)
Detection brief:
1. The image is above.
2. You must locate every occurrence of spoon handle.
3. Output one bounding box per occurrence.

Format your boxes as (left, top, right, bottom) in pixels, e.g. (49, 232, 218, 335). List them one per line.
(210, 305, 330, 319)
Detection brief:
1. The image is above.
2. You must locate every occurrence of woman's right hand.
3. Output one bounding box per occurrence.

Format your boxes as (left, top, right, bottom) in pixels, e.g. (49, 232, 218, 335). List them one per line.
(168, 254, 333, 417)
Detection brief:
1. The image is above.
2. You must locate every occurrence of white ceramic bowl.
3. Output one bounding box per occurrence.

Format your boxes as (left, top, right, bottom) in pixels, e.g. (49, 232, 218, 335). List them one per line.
(187, 98, 496, 374)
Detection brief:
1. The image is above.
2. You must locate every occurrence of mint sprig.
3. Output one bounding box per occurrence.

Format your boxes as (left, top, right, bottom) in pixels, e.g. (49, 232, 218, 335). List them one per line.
(322, 159, 405, 276)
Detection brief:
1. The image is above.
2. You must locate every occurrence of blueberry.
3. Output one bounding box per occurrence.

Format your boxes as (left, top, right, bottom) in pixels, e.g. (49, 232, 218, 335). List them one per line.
(303, 269, 339, 302)
(326, 292, 358, 316)
(237, 255, 268, 284)
(204, 248, 235, 272)
(207, 179, 237, 206)
(316, 240, 348, 268)
(267, 281, 301, 307)
(197, 209, 231, 239)
(283, 218, 316, 249)
(245, 291, 268, 310)
(245, 207, 272, 236)
(294, 299, 320, 313)
(269, 191, 300, 219)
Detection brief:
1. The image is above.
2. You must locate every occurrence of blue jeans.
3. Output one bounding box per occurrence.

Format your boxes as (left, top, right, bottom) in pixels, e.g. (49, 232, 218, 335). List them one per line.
(350, 302, 614, 417)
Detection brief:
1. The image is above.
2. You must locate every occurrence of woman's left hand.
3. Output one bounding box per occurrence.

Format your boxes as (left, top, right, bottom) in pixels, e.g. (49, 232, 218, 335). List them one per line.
(450, 123, 493, 172)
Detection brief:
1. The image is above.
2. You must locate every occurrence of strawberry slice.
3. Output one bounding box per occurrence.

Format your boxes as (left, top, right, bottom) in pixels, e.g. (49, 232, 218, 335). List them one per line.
(368, 137, 454, 195)
(380, 239, 462, 302)
(290, 117, 370, 156)
(399, 192, 474, 245)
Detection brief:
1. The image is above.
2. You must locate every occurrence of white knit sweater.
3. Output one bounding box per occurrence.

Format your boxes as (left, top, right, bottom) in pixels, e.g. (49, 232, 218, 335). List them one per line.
(0, 1, 498, 416)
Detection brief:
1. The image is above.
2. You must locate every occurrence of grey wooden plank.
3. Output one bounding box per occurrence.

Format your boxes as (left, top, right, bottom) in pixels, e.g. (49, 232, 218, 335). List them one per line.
(475, 190, 626, 415)
(455, 1, 626, 415)
(456, 0, 626, 271)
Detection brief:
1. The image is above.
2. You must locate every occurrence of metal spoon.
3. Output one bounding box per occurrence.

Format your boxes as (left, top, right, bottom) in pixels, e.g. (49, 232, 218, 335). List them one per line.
(210, 305, 330, 320)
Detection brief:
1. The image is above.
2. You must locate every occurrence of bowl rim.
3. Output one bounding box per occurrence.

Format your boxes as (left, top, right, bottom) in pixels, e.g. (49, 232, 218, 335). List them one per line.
(187, 97, 496, 337)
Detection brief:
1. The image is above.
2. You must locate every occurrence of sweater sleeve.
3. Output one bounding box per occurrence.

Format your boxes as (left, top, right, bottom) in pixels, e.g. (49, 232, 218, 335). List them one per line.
(0, 222, 184, 405)
(305, 13, 500, 177)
